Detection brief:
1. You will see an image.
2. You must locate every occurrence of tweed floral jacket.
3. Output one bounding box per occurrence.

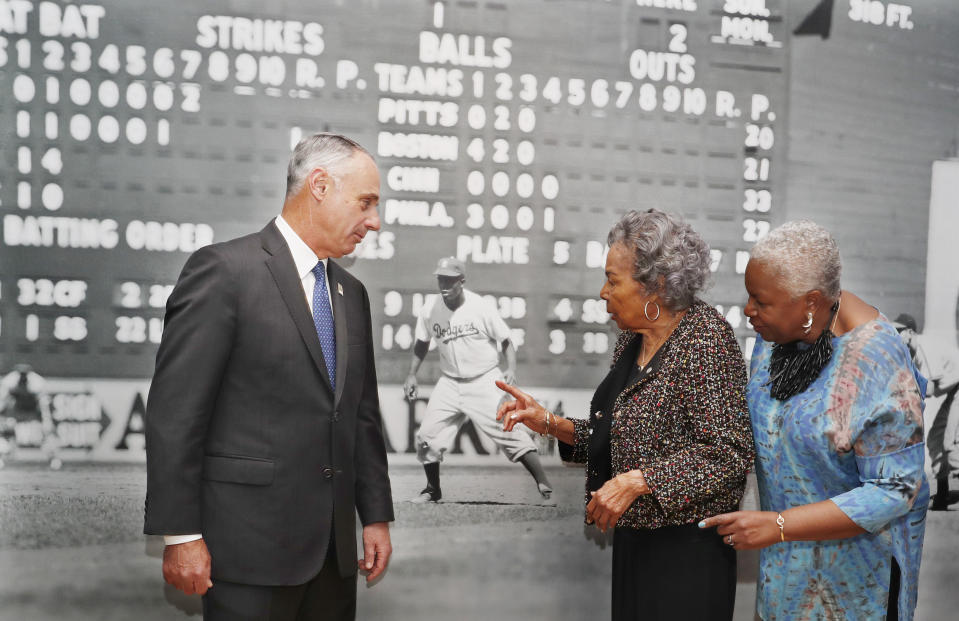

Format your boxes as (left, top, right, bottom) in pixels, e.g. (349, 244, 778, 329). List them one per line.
(559, 300, 755, 529)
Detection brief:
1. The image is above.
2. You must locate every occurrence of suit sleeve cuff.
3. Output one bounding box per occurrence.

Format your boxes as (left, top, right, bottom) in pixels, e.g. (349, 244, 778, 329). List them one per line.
(164, 534, 203, 545)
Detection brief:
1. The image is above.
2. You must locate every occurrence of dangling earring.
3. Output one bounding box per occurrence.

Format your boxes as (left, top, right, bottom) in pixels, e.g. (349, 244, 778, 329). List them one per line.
(768, 299, 841, 400)
(644, 301, 661, 321)
(802, 312, 814, 335)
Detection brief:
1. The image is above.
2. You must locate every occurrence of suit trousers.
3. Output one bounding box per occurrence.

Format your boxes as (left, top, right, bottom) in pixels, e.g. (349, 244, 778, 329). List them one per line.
(611, 523, 736, 621)
(202, 542, 356, 621)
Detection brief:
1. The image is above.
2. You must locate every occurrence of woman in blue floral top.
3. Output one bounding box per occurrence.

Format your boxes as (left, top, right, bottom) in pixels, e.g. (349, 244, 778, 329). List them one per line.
(701, 221, 928, 621)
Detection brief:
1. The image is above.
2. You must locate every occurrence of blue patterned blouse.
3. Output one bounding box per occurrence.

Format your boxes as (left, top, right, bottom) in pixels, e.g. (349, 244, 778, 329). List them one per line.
(749, 317, 928, 621)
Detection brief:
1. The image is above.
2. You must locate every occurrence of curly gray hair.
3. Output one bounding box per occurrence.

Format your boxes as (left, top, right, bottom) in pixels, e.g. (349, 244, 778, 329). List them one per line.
(286, 133, 373, 199)
(749, 220, 841, 300)
(607, 209, 712, 311)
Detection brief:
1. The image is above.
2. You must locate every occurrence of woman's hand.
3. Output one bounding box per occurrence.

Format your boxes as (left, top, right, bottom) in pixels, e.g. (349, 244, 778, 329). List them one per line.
(701, 501, 865, 549)
(699, 510, 781, 550)
(495, 380, 549, 434)
(586, 470, 650, 532)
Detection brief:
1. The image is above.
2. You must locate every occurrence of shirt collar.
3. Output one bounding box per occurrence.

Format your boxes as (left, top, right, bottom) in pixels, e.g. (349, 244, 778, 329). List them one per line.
(274, 215, 324, 279)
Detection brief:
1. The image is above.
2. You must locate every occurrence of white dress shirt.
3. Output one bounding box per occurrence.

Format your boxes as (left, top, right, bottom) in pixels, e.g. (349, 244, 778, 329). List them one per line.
(274, 214, 334, 317)
(164, 215, 331, 546)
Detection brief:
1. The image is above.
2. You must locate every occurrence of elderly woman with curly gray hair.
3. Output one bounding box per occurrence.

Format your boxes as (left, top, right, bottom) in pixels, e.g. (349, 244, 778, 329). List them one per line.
(701, 220, 928, 621)
(497, 209, 755, 621)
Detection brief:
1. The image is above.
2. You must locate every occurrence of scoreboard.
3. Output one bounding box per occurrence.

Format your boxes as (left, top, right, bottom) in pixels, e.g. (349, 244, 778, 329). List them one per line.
(0, 0, 935, 391)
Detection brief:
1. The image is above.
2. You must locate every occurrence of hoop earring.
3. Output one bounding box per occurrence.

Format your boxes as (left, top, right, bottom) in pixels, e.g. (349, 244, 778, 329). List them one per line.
(802, 312, 814, 335)
(644, 301, 661, 322)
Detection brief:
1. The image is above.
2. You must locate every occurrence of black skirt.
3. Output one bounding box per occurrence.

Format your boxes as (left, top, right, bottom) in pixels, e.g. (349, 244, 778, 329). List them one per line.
(612, 523, 736, 621)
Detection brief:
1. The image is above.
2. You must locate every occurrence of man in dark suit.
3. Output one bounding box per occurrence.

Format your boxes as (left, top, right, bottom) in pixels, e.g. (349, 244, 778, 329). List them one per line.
(144, 133, 394, 620)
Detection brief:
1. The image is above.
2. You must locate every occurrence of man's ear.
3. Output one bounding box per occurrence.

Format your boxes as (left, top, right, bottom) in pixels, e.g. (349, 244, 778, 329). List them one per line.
(308, 168, 331, 201)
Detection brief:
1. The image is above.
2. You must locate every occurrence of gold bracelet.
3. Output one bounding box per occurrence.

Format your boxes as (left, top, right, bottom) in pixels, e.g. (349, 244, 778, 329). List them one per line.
(776, 512, 785, 542)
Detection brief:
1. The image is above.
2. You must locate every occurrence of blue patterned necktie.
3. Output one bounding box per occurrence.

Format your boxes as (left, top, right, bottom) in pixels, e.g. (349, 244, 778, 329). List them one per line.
(311, 261, 336, 391)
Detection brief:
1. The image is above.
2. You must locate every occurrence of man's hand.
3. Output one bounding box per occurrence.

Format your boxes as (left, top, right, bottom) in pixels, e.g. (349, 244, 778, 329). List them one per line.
(402, 374, 418, 401)
(162, 539, 213, 595)
(359, 522, 392, 583)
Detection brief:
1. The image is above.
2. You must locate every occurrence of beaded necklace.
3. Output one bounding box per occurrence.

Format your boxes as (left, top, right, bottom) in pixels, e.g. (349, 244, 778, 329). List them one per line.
(767, 297, 841, 401)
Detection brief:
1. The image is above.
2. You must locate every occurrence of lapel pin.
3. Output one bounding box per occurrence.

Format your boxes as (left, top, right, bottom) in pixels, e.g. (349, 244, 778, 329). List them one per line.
(337, 283, 343, 296)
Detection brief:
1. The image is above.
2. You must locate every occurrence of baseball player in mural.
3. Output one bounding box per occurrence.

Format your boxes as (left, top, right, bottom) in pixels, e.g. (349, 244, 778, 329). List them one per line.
(0, 363, 61, 470)
(403, 257, 553, 504)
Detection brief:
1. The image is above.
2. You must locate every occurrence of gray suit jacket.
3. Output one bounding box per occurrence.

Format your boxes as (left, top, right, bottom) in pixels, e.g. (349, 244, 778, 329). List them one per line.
(144, 221, 393, 585)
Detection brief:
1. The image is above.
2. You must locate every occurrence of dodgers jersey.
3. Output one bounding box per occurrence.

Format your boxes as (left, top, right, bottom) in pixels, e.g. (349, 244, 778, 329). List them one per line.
(415, 290, 512, 379)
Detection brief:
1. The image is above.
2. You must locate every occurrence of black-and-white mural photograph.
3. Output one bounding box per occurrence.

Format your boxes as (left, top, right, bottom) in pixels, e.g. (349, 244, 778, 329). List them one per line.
(1, 0, 957, 620)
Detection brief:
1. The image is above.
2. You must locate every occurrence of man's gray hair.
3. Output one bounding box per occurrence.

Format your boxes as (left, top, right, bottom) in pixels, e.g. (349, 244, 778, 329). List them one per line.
(285, 133, 373, 198)
(749, 220, 841, 300)
(607, 209, 712, 311)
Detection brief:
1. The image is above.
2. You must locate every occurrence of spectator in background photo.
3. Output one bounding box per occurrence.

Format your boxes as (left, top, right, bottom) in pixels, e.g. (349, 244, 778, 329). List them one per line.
(0, 363, 61, 470)
(894, 313, 959, 511)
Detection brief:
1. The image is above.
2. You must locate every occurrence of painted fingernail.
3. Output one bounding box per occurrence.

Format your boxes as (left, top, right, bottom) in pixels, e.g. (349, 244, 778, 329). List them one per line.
(697, 520, 706, 528)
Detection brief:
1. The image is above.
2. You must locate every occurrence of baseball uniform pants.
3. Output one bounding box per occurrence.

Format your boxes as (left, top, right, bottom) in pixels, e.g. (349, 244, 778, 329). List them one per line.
(415, 367, 536, 464)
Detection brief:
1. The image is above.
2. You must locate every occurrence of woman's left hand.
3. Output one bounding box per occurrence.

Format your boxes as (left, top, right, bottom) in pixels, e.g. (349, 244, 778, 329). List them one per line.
(699, 510, 781, 550)
(586, 471, 649, 532)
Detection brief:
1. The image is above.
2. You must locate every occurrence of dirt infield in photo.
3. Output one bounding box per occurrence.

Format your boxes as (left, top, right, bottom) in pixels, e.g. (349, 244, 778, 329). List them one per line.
(1, 459, 956, 620)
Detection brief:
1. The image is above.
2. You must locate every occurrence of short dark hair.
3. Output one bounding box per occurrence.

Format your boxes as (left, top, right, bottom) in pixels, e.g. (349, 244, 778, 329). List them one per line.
(893, 313, 918, 333)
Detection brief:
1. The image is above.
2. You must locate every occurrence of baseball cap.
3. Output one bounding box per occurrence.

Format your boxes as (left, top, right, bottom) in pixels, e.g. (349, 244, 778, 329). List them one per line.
(891, 313, 918, 333)
(433, 256, 465, 277)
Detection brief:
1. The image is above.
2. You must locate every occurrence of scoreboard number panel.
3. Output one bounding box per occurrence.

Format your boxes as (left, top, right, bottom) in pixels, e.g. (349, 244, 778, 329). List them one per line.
(0, 0, 788, 387)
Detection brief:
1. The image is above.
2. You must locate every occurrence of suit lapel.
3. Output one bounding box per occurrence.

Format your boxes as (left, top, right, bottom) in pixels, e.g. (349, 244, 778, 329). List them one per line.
(260, 223, 335, 394)
(328, 262, 350, 407)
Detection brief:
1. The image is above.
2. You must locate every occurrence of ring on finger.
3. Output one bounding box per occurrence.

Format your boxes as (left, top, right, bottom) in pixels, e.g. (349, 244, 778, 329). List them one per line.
(726, 535, 734, 545)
